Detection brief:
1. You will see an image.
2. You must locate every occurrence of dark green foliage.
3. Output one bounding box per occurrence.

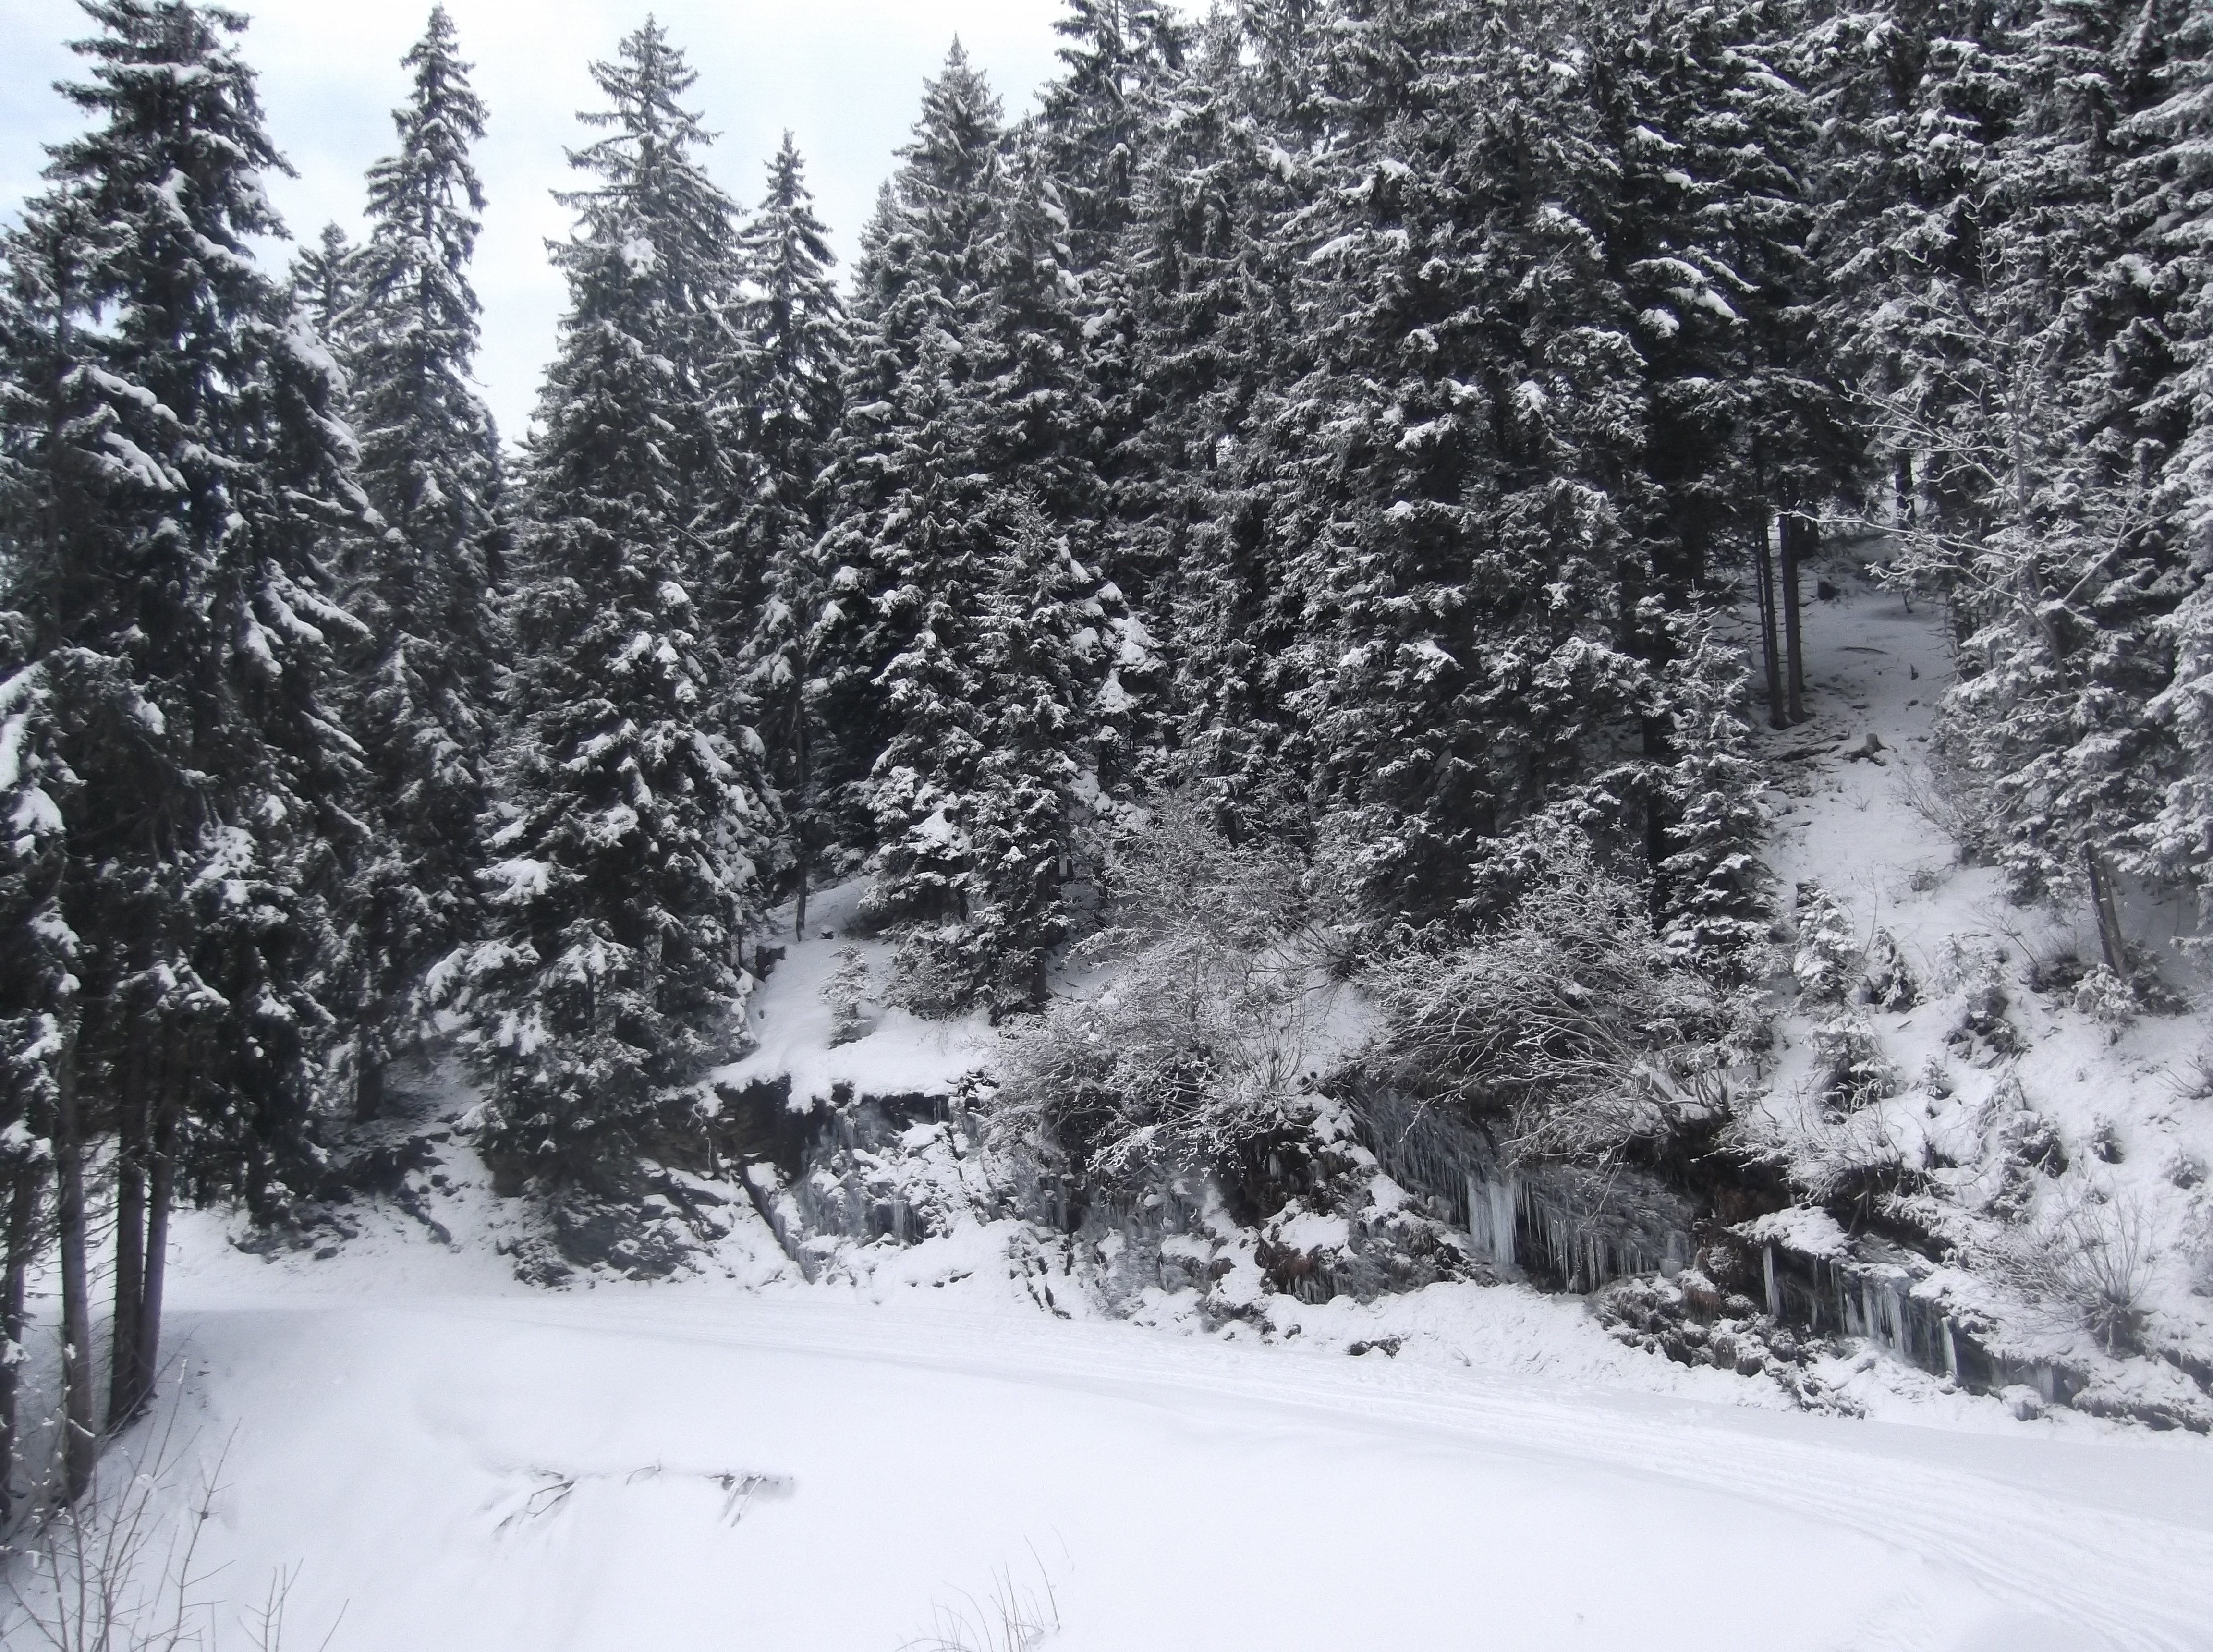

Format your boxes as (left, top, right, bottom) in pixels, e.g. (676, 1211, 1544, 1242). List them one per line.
(455, 21, 777, 1185)
(340, 6, 506, 1114)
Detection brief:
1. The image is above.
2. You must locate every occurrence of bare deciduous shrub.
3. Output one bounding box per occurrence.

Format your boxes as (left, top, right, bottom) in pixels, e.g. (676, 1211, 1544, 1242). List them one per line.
(989, 800, 1325, 1185)
(1, 1427, 338, 1652)
(1999, 1192, 2161, 1355)
(1370, 834, 1758, 1166)
(1892, 749, 1994, 862)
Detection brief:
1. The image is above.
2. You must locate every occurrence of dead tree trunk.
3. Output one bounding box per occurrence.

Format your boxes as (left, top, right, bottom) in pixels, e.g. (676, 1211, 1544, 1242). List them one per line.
(1753, 522, 1787, 729)
(2085, 845, 2130, 980)
(1780, 511, 1812, 723)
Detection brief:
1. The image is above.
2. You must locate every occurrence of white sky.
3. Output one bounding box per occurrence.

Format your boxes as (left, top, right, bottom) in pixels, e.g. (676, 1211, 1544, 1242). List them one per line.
(0, 0, 1150, 442)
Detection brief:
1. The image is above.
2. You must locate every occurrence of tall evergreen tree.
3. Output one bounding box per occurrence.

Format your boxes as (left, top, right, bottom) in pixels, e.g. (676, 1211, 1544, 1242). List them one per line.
(808, 44, 1009, 850)
(342, 5, 505, 1116)
(729, 135, 848, 932)
(454, 21, 776, 1187)
(289, 220, 359, 349)
(1040, 0, 1191, 272)
(1, 0, 371, 1460)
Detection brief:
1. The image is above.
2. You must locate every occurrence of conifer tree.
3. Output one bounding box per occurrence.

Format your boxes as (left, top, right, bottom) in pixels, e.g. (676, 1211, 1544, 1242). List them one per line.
(456, 21, 776, 1187)
(728, 132, 846, 623)
(341, 6, 505, 1116)
(729, 135, 847, 930)
(1040, 0, 1191, 272)
(289, 220, 359, 351)
(2, 0, 371, 1455)
(808, 44, 1008, 848)
(867, 493, 1094, 1014)
(1099, 2, 1318, 824)
(0, 614, 69, 1519)
(1656, 620, 1771, 977)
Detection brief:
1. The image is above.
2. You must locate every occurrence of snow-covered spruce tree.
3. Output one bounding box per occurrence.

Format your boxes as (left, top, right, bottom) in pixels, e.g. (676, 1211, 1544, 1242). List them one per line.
(803, 49, 1009, 867)
(2141, 0, 2213, 914)
(1655, 618, 1771, 980)
(340, 5, 506, 1117)
(727, 133, 846, 621)
(729, 134, 847, 930)
(1091, 4, 1312, 821)
(289, 220, 359, 358)
(1039, 0, 1192, 274)
(1252, 0, 1659, 925)
(2, 0, 372, 1452)
(456, 21, 777, 1190)
(868, 494, 1094, 1016)
(0, 614, 70, 1521)
(1604, 0, 1851, 743)
(1807, 0, 2199, 967)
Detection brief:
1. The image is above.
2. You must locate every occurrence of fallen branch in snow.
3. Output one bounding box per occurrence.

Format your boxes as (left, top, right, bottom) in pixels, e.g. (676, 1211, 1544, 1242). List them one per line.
(489, 1463, 795, 1535)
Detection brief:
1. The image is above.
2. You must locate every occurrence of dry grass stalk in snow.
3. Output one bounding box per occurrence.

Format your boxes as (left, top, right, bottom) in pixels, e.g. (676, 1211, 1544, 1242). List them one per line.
(902, 1548, 1062, 1652)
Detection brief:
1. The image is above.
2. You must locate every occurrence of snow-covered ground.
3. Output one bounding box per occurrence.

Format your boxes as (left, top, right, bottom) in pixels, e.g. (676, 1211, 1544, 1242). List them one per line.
(1749, 565, 2213, 1392)
(0, 1156, 2177, 1652)
(85, 1264, 2213, 1652)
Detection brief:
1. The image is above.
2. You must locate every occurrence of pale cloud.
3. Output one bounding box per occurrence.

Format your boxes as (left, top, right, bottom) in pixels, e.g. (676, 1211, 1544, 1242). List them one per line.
(0, 0, 1141, 441)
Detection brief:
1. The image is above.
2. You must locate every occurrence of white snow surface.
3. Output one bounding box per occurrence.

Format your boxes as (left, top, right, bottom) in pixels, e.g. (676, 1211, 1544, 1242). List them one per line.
(8, 1145, 2191, 1652)
(712, 878, 993, 1108)
(1748, 562, 2213, 1371)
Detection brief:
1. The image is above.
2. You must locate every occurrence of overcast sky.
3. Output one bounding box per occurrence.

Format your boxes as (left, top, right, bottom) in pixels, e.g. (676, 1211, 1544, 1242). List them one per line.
(0, 0, 1143, 441)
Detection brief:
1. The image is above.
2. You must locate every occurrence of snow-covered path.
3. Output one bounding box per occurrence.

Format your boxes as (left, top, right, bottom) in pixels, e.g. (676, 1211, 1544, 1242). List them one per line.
(116, 1288, 2213, 1651)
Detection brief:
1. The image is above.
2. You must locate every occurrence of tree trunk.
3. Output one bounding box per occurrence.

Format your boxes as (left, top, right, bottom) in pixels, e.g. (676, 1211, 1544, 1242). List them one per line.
(0, 1113, 46, 1524)
(54, 1023, 97, 1502)
(1642, 711, 1674, 910)
(131, 1078, 178, 1418)
(355, 1025, 384, 1124)
(1753, 524, 1787, 730)
(108, 1032, 146, 1425)
(2085, 844, 2129, 979)
(791, 710, 812, 942)
(1780, 511, 1811, 724)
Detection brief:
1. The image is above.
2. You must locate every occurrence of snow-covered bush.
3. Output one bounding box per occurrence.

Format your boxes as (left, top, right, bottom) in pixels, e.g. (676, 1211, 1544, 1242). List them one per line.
(1791, 884, 1861, 1004)
(1371, 833, 1757, 1166)
(1809, 1015, 1898, 1114)
(2070, 965, 2137, 1035)
(989, 799, 1323, 1186)
(1863, 928, 1917, 1010)
(1893, 747, 1995, 863)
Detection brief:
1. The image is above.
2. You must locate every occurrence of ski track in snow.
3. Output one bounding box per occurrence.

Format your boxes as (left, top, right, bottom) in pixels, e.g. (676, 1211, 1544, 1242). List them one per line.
(144, 1287, 2213, 1652)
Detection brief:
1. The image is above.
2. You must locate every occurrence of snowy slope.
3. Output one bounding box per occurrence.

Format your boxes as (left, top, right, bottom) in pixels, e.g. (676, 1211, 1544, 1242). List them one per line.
(14, 569, 2213, 1652)
(713, 877, 994, 1107)
(1748, 565, 2213, 1390)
